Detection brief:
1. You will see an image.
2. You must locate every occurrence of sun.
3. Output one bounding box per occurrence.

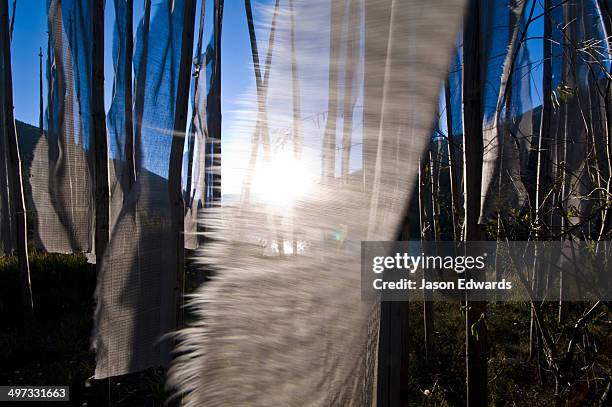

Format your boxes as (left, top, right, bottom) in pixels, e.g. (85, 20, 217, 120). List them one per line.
(251, 150, 314, 207)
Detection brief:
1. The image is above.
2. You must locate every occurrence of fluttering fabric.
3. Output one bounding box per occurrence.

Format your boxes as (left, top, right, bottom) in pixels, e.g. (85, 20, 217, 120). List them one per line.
(479, 0, 535, 223)
(107, 0, 134, 228)
(167, 0, 466, 405)
(183, 31, 213, 250)
(28, 0, 94, 254)
(93, 0, 189, 378)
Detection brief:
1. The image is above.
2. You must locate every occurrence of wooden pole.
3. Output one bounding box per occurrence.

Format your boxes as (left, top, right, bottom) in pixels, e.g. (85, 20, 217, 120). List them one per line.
(92, 0, 109, 264)
(169, 0, 197, 328)
(241, 0, 264, 205)
(8, 0, 14, 41)
(445, 79, 461, 241)
(184, 0, 206, 203)
(558, 0, 577, 325)
(124, 0, 135, 186)
(363, 0, 391, 193)
(425, 147, 439, 364)
(373, 2, 413, 404)
(341, 0, 359, 181)
(39, 47, 43, 132)
(530, 0, 552, 360)
(289, 0, 302, 159)
(244, 0, 263, 98)
(321, 0, 344, 181)
(241, 0, 279, 202)
(419, 156, 434, 365)
(597, 0, 612, 244)
(289, 0, 302, 256)
(208, 0, 224, 205)
(463, 0, 487, 404)
(462, 0, 484, 246)
(1, 0, 33, 321)
(133, 0, 151, 176)
(429, 147, 440, 242)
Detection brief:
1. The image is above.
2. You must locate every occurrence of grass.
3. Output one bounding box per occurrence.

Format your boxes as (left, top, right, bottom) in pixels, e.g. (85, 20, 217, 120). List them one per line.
(405, 301, 612, 406)
(0, 251, 168, 406)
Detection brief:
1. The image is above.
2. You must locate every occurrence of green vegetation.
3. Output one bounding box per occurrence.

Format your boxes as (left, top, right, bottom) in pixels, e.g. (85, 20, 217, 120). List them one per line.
(405, 301, 612, 406)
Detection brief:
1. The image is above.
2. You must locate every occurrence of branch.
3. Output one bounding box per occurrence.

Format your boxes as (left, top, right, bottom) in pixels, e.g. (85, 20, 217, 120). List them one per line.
(563, 301, 605, 377)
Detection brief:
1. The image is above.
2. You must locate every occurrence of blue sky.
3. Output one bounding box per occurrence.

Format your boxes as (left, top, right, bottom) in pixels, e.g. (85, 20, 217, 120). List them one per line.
(10, 0, 47, 126)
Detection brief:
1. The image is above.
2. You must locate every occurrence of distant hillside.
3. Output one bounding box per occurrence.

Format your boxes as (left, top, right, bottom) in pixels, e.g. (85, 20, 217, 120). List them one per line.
(12, 120, 42, 237)
(15, 120, 42, 170)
